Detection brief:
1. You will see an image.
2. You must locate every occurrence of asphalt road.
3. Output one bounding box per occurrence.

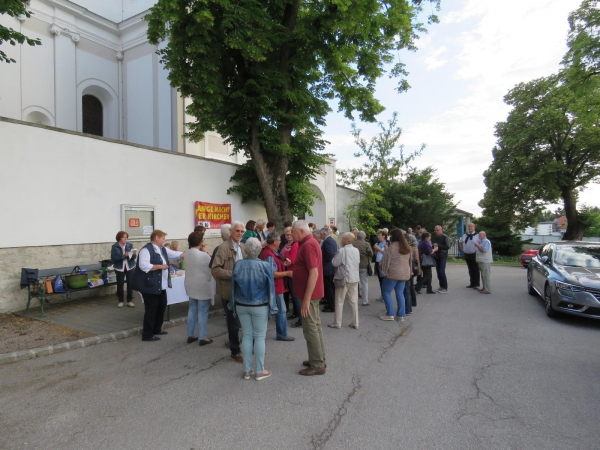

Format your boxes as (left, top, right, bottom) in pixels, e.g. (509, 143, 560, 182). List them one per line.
(1, 265, 599, 450)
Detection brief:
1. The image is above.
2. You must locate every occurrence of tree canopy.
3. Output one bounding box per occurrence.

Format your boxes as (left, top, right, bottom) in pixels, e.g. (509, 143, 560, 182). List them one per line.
(338, 113, 459, 235)
(0, 0, 41, 63)
(146, 0, 439, 228)
(480, 72, 600, 240)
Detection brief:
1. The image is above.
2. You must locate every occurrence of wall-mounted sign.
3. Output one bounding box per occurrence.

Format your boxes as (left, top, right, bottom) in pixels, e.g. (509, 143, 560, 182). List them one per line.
(195, 202, 231, 230)
(121, 205, 155, 240)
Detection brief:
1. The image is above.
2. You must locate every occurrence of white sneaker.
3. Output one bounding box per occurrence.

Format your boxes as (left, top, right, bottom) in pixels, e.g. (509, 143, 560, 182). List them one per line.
(437, 289, 448, 294)
(117, 303, 124, 308)
(379, 315, 395, 321)
(127, 301, 135, 307)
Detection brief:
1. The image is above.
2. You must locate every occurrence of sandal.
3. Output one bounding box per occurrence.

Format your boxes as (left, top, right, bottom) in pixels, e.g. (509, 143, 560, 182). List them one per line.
(199, 339, 213, 346)
(255, 369, 272, 381)
(243, 369, 255, 380)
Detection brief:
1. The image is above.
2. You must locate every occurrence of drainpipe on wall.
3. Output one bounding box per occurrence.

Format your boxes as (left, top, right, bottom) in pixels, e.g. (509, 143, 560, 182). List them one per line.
(116, 51, 124, 141)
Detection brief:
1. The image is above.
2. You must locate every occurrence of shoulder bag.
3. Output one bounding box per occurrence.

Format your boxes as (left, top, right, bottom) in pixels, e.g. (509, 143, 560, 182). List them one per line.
(334, 249, 348, 288)
(421, 253, 436, 268)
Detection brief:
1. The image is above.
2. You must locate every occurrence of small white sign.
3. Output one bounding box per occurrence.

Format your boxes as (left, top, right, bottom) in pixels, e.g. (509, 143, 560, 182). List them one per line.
(143, 226, 154, 236)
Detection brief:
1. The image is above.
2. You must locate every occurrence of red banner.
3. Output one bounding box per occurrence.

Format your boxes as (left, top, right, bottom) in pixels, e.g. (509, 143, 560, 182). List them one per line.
(194, 202, 232, 229)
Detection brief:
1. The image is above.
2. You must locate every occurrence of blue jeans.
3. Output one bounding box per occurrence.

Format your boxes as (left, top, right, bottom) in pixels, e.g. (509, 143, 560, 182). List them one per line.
(236, 305, 269, 373)
(187, 298, 211, 339)
(381, 277, 406, 317)
(404, 281, 412, 314)
(435, 257, 448, 290)
(288, 278, 302, 324)
(274, 293, 288, 339)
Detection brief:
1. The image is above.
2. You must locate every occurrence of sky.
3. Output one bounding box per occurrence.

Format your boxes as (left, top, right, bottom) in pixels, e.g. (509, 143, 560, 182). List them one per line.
(324, 0, 599, 216)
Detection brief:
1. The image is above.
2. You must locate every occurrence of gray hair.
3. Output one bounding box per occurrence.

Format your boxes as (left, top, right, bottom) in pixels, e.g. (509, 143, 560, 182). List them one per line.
(340, 232, 355, 244)
(406, 233, 418, 248)
(244, 238, 262, 258)
(312, 230, 321, 239)
(220, 224, 231, 239)
(292, 220, 310, 233)
(256, 219, 265, 226)
(266, 232, 281, 245)
(357, 231, 366, 240)
(319, 228, 330, 236)
(232, 221, 245, 230)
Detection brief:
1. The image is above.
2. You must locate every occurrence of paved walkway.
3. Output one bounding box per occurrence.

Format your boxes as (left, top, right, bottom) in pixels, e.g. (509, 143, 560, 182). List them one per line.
(15, 294, 215, 335)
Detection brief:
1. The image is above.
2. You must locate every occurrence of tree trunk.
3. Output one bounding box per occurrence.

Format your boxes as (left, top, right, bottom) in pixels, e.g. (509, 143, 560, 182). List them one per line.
(249, 125, 292, 231)
(562, 187, 585, 240)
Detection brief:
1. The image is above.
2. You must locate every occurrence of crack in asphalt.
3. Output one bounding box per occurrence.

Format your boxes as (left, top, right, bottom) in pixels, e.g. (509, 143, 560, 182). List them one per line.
(155, 356, 229, 387)
(377, 323, 412, 363)
(457, 358, 521, 424)
(310, 375, 362, 450)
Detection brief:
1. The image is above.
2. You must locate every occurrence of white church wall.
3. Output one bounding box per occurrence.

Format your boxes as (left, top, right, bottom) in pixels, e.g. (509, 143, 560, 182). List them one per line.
(123, 44, 155, 147)
(336, 185, 363, 233)
(20, 17, 55, 126)
(0, 14, 21, 121)
(0, 118, 267, 312)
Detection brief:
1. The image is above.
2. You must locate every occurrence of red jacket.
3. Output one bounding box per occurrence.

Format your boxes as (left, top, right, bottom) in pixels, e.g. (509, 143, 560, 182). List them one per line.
(260, 246, 287, 295)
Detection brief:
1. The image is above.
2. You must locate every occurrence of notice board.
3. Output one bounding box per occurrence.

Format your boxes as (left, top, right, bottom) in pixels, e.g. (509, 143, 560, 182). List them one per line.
(121, 205, 155, 240)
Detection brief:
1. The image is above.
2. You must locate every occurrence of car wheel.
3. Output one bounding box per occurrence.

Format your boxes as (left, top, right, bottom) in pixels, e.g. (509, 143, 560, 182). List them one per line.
(544, 283, 556, 318)
(527, 270, 536, 296)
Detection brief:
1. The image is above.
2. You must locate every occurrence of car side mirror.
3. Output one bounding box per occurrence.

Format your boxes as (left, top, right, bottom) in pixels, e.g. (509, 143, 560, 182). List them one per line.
(541, 256, 549, 264)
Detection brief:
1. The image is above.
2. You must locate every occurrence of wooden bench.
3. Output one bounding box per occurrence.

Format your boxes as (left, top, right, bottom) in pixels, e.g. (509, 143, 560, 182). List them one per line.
(22, 264, 117, 317)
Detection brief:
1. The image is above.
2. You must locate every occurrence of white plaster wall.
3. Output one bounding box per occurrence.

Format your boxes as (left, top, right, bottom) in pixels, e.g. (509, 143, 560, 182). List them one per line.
(124, 48, 154, 146)
(0, 14, 22, 120)
(20, 17, 55, 125)
(336, 185, 363, 232)
(157, 48, 173, 150)
(0, 119, 266, 249)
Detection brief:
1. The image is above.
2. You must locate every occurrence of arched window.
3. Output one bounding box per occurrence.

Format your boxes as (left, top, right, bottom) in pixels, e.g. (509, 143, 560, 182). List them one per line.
(82, 95, 103, 136)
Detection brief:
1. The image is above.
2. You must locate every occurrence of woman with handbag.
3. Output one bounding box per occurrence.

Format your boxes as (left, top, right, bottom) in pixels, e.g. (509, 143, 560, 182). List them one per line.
(353, 231, 373, 306)
(379, 229, 412, 322)
(415, 232, 437, 294)
(329, 233, 361, 329)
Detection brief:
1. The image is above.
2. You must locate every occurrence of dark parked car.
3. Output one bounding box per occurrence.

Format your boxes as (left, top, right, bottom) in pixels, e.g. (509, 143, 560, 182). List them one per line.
(521, 246, 541, 268)
(527, 241, 600, 319)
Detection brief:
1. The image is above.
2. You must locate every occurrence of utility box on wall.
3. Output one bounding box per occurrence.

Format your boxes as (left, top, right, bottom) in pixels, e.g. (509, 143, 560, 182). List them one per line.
(121, 205, 155, 240)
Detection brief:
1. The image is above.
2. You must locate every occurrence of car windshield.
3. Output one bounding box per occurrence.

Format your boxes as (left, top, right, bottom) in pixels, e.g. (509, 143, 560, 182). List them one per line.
(554, 246, 600, 268)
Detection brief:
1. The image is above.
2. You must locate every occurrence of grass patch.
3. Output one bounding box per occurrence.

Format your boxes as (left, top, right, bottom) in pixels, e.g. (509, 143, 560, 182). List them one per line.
(447, 258, 523, 268)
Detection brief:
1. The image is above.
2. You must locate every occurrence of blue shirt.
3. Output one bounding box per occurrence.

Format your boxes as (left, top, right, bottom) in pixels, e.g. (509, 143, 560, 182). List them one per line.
(375, 241, 386, 263)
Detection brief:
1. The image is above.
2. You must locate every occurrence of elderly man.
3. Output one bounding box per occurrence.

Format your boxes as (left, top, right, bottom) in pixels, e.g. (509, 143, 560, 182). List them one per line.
(474, 231, 493, 294)
(211, 221, 247, 362)
(320, 227, 338, 313)
(330, 232, 361, 329)
(460, 222, 481, 289)
(260, 233, 295, 341)
(293, 220, 326, 376)
(255, 219, 267, 242)
(352, 230, 373, 305)
(132, 230, 183, 342)
(431, 225, 451, 294)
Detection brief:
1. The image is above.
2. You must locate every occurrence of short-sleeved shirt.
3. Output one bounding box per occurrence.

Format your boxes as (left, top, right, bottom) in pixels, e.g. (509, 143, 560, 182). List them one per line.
(293, 234, 324, 300)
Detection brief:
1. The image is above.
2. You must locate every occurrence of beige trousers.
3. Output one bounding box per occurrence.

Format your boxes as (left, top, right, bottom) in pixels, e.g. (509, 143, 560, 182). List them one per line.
(333, 282, 359, 327)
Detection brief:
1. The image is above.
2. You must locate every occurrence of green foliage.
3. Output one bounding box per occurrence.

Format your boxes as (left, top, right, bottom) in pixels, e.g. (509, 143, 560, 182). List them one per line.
(472, 216, 524, 257)
(338, 113, 459, 236)
(0, 0, 41, 63)
(563, 0, 600, 83)
(480, 73, 600, 239)
(145, 0, 439, 226)
(580, 205, 600, 237)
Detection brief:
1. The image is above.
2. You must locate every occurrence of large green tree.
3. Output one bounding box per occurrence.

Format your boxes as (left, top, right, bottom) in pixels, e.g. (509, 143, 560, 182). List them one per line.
(338, 113, 459, 235)
(563, 0, 600, 82)
(146, 0, 439, 228)
(1, 0, 41, 63)
(480, 74, 600, 240)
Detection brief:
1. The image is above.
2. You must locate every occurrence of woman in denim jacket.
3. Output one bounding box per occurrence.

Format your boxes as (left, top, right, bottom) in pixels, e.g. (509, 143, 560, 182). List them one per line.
(230, 238, 277, 381)
(111, 231, 137, 307)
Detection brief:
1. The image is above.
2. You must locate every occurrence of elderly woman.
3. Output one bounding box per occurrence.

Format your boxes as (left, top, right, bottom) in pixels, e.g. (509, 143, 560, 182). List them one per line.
(379, 229, 412, 322)
(280, 226, 301, 327)
(184, 231, 213, 345)
(230, 238, 277, 381)
(353, 231, 373, 306)
(373, 229, 389, 301)
(330, 232, 361, 329)
(404, 232, 421, 315)
(111, 231, 137, 308)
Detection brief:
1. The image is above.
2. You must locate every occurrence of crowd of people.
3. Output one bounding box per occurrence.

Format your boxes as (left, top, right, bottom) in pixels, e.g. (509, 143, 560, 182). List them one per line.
(111, 219, 493, 380)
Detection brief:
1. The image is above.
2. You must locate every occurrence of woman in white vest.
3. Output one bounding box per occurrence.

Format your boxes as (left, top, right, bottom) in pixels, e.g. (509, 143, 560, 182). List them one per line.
(475, 231, 493, 294)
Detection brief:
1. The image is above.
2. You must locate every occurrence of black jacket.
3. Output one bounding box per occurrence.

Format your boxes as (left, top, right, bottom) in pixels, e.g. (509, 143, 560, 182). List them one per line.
(431, 233, 451, 259)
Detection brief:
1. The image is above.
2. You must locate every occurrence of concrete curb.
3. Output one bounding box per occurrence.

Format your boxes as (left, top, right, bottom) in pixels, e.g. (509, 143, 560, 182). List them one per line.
(0, 309, 225, 366)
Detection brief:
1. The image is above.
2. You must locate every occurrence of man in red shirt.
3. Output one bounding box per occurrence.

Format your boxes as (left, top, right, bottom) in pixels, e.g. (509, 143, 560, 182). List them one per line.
(292, 220, 326, 376)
